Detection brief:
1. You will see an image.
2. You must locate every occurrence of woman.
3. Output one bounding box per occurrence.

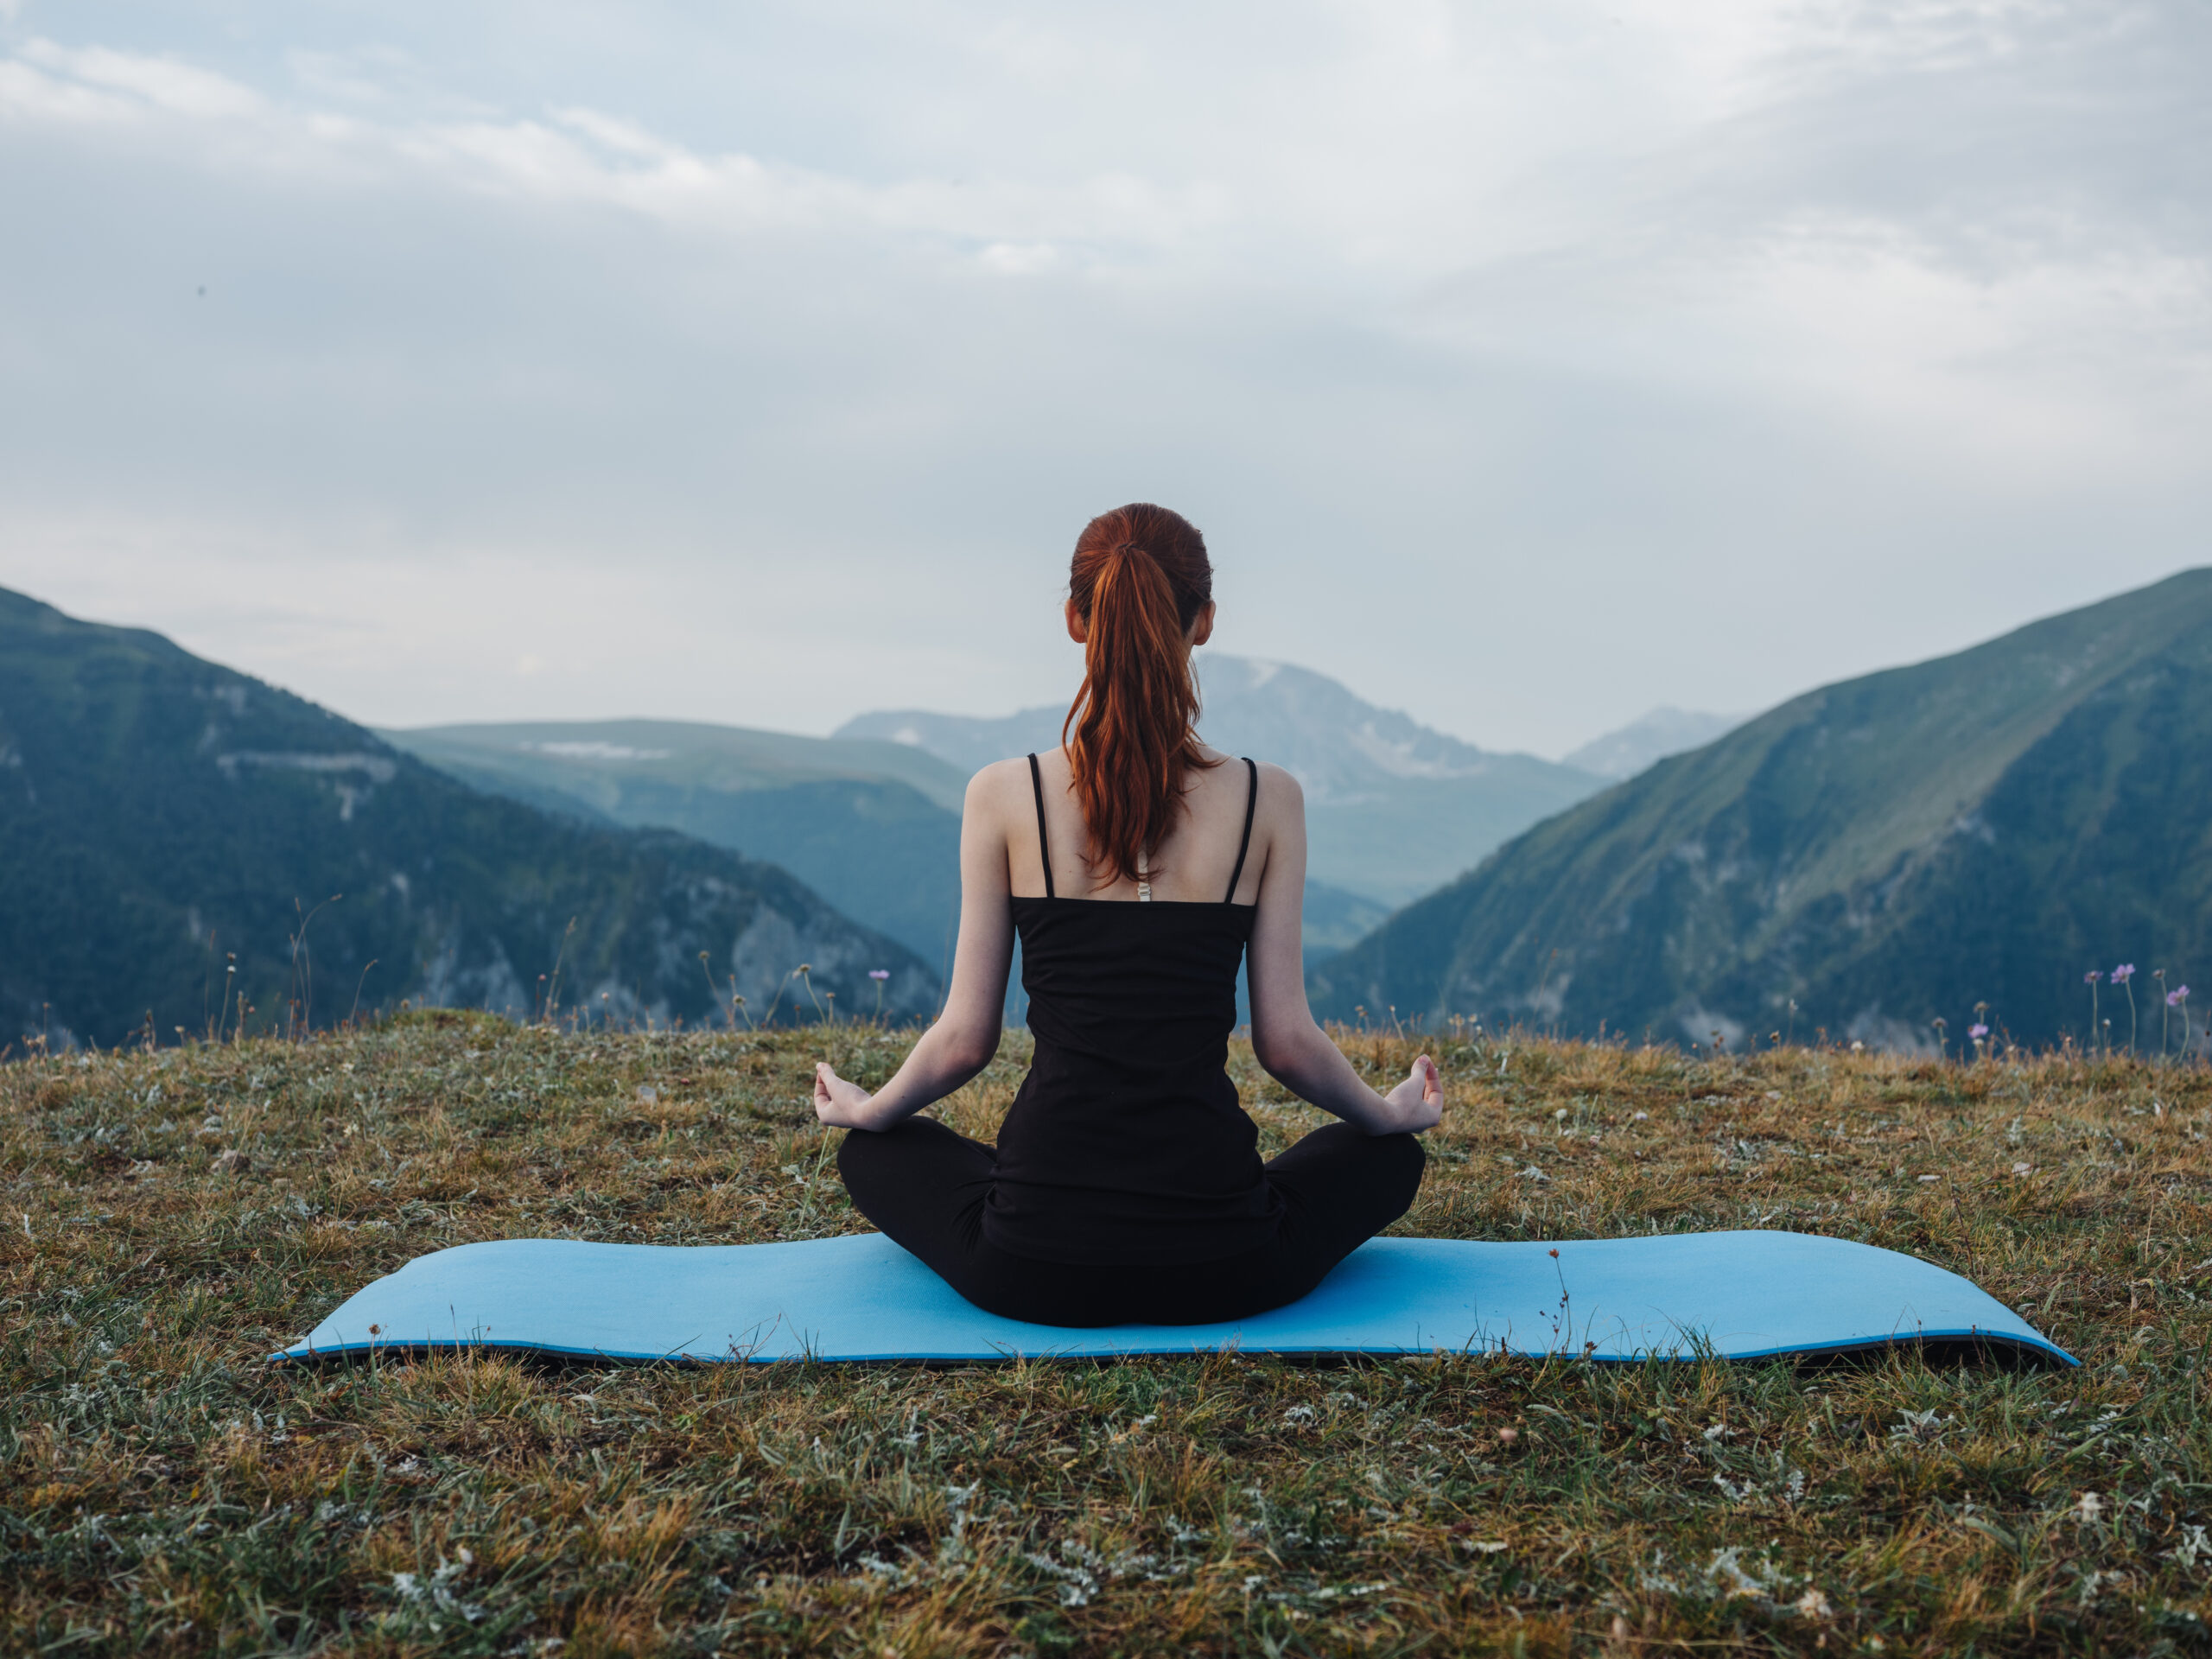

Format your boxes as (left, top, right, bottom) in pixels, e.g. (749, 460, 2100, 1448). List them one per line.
(814, 503, 1442, 1327)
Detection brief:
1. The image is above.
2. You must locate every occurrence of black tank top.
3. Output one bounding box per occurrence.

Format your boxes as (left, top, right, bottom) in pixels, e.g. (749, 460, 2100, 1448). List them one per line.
(982, 754, 1285, 1265)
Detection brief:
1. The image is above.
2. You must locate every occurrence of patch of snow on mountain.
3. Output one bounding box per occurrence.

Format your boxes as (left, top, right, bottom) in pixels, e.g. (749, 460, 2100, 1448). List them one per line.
(525, 741, 674, 763)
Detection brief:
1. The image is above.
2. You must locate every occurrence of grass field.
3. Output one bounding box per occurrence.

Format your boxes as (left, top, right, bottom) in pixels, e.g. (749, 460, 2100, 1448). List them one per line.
(5, 1015, 2210, 1656)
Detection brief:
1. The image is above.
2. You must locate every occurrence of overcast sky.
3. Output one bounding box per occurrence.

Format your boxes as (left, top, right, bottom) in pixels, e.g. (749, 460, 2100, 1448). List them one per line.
(2, 2, 2205, 758)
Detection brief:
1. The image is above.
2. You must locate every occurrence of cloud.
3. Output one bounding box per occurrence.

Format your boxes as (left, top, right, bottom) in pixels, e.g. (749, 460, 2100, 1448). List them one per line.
(19, 37, 263, 119)
(0, 29, 1253, 304)
(0, 3, 2205, 753)
(978, 242, 1062, 276)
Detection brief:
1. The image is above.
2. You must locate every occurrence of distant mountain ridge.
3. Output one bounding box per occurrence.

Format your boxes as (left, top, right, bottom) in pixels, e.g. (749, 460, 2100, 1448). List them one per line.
(385, 715, 1391, 981)
(391, 657, 1593, 966)
(845, 655, 1566, 804)
(1310, 569, 2212, 1052)
(387, 719, 971, 813)
(840, 653, 1608, 904)
(1564, 707, 1744, 780)
(0, 591, 938, 1046)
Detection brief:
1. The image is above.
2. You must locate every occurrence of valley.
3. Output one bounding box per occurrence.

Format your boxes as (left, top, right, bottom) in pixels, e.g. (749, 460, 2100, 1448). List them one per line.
(6, 570, 2206, 1055)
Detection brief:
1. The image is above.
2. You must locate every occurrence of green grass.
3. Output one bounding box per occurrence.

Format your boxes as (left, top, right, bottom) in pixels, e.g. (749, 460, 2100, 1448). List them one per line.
(5, 1017, 2210, 1655)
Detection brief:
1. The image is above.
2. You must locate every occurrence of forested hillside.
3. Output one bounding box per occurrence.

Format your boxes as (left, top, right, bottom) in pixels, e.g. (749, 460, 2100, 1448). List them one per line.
(0, 592, 938, 1047)
(383, 721, 969, 968)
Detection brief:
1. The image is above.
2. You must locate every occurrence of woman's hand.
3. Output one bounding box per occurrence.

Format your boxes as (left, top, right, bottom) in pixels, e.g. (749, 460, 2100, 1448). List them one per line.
(1375, 1053, 1443, 1135)
(814, 1062, 880, 1130)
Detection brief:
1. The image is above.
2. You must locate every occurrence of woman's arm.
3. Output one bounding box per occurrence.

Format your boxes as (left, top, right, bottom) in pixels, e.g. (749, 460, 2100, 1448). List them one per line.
(814, 765, 1020, 1131)
(1244, 767, 1442, 1135)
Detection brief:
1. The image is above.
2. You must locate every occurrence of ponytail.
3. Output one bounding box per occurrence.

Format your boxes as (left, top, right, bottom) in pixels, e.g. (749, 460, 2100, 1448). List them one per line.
(1062, 504, 1217, 888)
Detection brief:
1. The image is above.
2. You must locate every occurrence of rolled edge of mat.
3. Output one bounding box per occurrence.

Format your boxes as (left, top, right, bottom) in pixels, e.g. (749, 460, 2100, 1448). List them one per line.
(270, 1325, 2077, 1368)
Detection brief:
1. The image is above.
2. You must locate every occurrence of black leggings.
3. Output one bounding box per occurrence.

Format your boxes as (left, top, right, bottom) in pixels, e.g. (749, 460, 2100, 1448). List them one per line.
(836, 1116, 1425, 1327)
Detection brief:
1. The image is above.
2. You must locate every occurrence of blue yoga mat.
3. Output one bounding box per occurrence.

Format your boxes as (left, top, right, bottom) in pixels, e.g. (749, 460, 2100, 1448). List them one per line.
(276, 1230, 2073, 1365)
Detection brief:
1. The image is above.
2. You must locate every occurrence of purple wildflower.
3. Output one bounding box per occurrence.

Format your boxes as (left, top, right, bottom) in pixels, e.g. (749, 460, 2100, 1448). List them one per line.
(2085, 969, 2101, 983)
(868, 969, 891, 981)
(2170, 986, 2190, 1007)
(1969, 1023, 1989, 1040)
(2113, 963, 2136, 983)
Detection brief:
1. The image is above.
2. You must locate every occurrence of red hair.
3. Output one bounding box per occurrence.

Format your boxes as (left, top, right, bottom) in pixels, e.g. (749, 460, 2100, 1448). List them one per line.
(1062, 503, 1218, 888)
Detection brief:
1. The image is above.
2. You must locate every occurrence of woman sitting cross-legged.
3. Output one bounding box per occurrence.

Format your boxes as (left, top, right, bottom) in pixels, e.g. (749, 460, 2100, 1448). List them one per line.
(813, 502, 1442, 1328)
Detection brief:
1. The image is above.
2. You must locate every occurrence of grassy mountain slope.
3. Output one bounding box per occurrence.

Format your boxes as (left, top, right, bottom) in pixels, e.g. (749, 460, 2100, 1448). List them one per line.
(10, 1025, 2196, 1652)
(839, 653, 1607, 904)
(0, 593, 938, 1046)
(1311, 569, 2212, 1051)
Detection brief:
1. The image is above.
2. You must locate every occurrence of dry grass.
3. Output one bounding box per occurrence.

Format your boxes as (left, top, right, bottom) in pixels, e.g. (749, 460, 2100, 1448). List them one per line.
(4, 1013, 2211, 1656)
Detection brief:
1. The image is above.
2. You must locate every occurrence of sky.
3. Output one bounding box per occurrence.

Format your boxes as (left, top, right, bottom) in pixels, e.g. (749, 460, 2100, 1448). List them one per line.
(1, 2, 2206, 759)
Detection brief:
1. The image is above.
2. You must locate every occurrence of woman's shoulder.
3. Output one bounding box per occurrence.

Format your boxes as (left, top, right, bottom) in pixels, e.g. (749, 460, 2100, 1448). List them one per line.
(1192, 752, 1303, 830)
(1228, 756, 1303, 809)
(965, 750, 1060, 807)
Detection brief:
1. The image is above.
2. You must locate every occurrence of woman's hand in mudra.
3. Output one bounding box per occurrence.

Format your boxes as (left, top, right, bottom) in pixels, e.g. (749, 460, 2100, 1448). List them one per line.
(1376, 1053, 1443, 1135)
(814, 1062, 881, 1130)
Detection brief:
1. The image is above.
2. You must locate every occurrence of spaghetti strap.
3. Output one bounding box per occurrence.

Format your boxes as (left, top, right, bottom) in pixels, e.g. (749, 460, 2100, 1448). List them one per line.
(1027, 753, 1056, 899)
(1224, 757, 1258, 903)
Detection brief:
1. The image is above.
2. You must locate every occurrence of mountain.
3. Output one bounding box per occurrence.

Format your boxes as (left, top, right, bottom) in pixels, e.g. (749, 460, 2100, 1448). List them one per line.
(385, 720, 971, 812)
(1310, 570, 2212, 1052)
(386, 716, 1388, 977)
(0, 592, 938, 1048)
(1564, 707, 1744, 779)
(381, 721, 971, 969)
(838, 654, 1608, 905)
